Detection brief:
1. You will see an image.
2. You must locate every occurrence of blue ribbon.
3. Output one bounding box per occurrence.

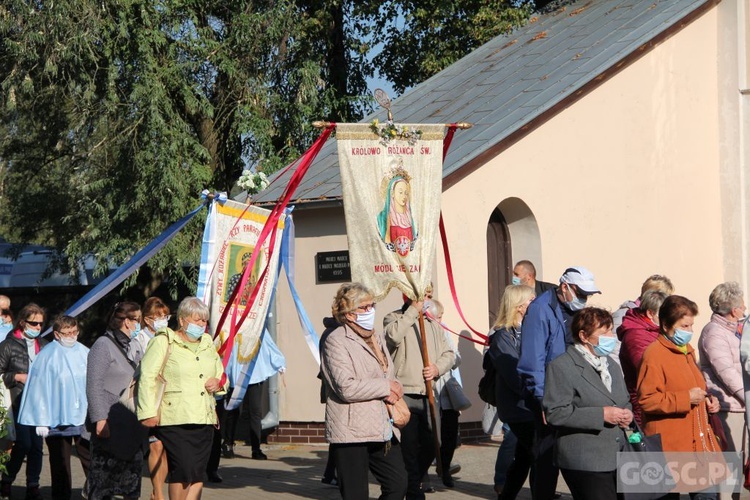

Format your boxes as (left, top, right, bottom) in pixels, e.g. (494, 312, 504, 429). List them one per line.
(280, 211, 321, 365)
(63, 191, 225, 319)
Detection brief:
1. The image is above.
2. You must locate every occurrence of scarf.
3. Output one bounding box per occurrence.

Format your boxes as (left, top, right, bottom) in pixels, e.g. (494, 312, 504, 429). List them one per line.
(573, 343, 612, 392)
(347, 322, 388, 373)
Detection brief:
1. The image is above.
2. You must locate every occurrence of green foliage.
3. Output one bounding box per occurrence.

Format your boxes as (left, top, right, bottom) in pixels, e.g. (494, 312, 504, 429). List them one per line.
(0, 0, 532, 292)
(364, 0, 532, 93)
(0, 391, 9, 474)
(0, 0, 373, 293)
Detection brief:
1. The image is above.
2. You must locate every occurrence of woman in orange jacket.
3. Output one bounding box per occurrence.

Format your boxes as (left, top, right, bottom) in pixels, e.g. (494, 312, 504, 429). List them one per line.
(637, 295, 722, 498)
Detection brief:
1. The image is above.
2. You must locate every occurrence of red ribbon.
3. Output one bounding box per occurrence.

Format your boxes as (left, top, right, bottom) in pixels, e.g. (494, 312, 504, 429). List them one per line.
(424, 311, 487, 346)
(214, 125, 336, 385)
(440, 126, 490, 345)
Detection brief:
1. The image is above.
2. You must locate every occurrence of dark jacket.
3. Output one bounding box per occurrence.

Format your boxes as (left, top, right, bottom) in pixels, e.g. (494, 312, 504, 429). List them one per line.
(543, 346, 630, 471)
(535, 280, 556, 298)
(318, 317, 340, 404)
(0, 331, 50, 411)
(617, 307, 659, 425)
(517, 288, 568, 403)
(486, 326, 533, 423)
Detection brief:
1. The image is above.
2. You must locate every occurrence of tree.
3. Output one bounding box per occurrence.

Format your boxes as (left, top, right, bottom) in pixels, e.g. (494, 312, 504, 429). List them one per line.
(0, 0, 532, 293)
(0, 0, 372, 293)
(362, 0, 533, 93)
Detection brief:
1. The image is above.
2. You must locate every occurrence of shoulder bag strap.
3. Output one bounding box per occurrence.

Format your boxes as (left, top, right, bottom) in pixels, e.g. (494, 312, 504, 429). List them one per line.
(105, 333, 137, 370)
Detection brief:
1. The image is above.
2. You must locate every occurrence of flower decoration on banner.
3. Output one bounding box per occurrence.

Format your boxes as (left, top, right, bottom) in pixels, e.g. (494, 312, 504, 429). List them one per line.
(237, 169, 269, 199)
(370, 119, 422, 146)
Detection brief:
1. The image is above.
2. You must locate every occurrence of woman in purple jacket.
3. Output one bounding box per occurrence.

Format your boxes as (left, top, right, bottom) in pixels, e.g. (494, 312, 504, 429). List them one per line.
(617, 289, 667, 425)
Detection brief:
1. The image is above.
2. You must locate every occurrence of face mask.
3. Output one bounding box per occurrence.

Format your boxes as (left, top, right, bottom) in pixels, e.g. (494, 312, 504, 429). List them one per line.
(185, 322, 205, 339)
(24, 327, 40, 339)
(592, 336, 617, 357)
(564, 285, 587, 312)
(511, 276, 522, 286)
(58, 336, 77, 348)
(131, 322, 141, 339)
(153, 319, 169, 331)
(670, 328, 693, 346)
(354, 309, 376, 331)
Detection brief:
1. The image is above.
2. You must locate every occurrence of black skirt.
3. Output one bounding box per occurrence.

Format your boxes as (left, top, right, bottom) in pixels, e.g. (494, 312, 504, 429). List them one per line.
(156, 424, 214, 484)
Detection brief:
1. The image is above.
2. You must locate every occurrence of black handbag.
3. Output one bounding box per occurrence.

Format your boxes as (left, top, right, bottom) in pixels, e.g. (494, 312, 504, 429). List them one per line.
(623, 421, 663, 453)
(619, 422, 671, 500)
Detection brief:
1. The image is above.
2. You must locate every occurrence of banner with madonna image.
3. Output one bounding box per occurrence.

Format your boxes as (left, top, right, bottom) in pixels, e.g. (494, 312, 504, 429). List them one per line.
(336, 122, 445, 301)
(196, 199, 286, 379)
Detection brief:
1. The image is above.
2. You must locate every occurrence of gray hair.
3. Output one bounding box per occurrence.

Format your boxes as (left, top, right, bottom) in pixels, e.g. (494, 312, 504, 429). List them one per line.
(426, 299, 444, 319)
(639, 290, 668, 315)
(177, 297, 210, 322)
(709, 282, 744, 315)
(331, 283, 374, 324)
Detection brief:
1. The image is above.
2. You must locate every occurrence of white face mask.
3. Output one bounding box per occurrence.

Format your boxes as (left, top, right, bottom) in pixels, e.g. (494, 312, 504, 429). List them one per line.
(152, 318, 169, 331)
(58, 336, 77, 348)
(354, 309, 376, 331)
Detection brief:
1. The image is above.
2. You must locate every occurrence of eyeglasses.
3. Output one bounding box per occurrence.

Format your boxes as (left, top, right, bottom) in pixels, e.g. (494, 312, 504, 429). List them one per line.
(355, 303, 376, 312)
(149, 315, 171, 322)
(25, 321, 43, 327)
(55, 329, 79, 338)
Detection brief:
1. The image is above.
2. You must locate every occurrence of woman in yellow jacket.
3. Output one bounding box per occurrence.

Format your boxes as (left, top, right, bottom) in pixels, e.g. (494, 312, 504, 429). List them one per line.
(137, 297, 226, 500)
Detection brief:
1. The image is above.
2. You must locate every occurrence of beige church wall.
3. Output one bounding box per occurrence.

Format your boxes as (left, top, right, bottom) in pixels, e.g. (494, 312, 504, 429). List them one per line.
(440, 7, 727, 422)
(274, 206, 407, 422)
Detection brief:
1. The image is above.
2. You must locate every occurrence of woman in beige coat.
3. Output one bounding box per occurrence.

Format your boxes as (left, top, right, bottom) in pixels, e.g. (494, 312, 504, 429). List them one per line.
(320, 283, 407, 500)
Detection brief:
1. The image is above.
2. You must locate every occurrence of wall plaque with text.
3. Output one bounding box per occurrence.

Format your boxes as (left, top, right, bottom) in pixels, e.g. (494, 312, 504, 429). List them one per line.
(316, 251, 351, 283)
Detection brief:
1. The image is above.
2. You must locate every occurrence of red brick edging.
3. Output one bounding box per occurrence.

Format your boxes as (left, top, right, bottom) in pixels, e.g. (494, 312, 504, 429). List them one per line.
(266, 421, 488, 445)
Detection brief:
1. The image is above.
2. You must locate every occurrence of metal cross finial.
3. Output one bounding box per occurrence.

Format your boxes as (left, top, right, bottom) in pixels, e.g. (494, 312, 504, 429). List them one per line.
(374, 88, 393, 122)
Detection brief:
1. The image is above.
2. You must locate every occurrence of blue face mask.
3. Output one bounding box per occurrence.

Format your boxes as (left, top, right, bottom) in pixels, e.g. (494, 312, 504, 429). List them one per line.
(153, 319, 169, 331)
(566, 294, 587, 312)
(24, 327, 40, 339)
(592, 336, 617, 357)
(131, 322, 141, 339)
(670, 328, 693, 346)
(185, 322, 205, 340)
(511, 276, 522, 286)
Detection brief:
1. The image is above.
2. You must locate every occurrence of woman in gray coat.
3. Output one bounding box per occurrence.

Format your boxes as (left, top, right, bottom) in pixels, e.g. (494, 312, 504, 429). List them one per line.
(86, 302, 145, 500)
(543, 307, 632, 500)
(320, 283, 407, 500)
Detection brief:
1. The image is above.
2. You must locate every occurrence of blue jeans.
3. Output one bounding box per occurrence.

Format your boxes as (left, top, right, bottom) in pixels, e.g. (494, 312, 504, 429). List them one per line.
(494, 423, 517, 486)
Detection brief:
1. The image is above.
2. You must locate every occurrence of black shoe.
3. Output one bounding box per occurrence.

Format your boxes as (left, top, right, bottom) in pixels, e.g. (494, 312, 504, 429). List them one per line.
(206, 471, 223, 483)
(1, 481, 10, 500)
(24, 487, 42, 500)
(221, 442, 234, 459)
(251, 450, 267, 460)
(420, 482, 435, 494)
(321, 476, 338, 486)
(442, 474, 455, 488)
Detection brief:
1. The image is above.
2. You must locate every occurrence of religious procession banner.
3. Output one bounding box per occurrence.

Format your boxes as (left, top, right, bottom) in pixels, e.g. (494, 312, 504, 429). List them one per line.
(336, 122, 445, 301)
(196, 199, 285, 370)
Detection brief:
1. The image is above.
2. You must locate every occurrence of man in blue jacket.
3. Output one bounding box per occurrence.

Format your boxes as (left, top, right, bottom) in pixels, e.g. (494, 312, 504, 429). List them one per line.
(517, 266, 600, 499)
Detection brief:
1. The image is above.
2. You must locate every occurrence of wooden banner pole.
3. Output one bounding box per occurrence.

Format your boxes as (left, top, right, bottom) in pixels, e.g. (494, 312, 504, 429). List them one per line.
(418, 310, 443, 477)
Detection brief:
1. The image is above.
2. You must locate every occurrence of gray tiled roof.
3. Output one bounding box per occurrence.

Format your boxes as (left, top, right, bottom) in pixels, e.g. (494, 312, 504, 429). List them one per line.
(253, 0, 711, 205)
